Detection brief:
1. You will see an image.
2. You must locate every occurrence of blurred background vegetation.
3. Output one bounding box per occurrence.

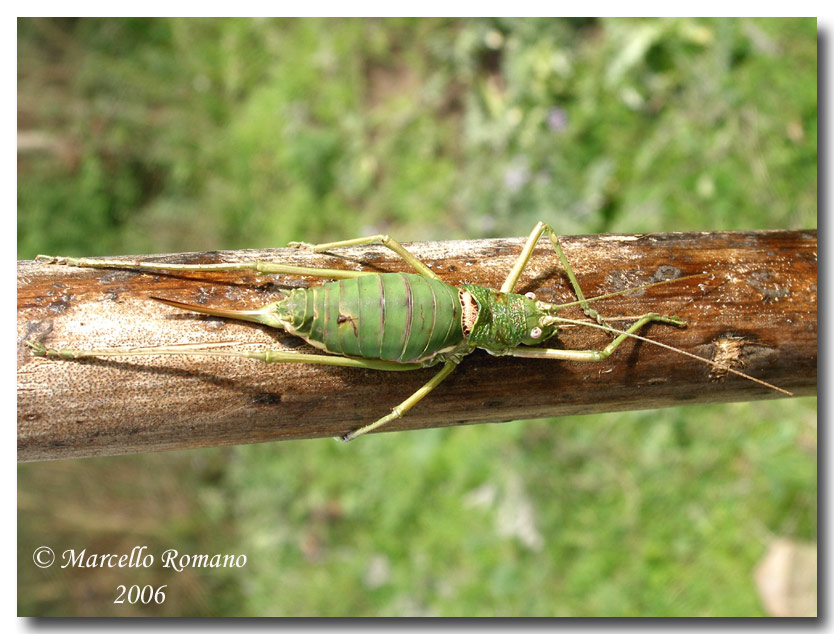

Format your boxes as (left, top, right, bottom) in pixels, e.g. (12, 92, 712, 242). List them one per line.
(18, 17, 816, 616)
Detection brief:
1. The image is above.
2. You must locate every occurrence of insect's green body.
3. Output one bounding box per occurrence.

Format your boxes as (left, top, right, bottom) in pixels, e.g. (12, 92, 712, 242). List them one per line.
(278, 273, 465, 364)
(34, 221, 779, 441)
(255, 272, 558, 366)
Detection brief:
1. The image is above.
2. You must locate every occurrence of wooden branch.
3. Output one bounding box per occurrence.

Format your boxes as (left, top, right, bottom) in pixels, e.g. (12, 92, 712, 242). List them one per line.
(17, 230, 817, 461)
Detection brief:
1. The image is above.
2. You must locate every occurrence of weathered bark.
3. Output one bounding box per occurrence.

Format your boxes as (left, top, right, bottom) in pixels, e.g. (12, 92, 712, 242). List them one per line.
(17, 230, 817, 461)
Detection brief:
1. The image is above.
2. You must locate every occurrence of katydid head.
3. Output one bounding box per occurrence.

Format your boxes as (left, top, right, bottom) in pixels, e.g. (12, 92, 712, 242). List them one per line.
(518, 299, 560, 345)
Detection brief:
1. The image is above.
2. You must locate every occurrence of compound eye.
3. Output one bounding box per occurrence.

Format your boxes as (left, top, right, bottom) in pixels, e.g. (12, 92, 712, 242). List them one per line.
(530, 327, 543, 339)
(525, 292, 536, 300)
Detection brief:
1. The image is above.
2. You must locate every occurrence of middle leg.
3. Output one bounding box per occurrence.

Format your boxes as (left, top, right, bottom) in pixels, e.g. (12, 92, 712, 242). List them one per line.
(341, 359, 460, 441)
(289, 233, 441, 280)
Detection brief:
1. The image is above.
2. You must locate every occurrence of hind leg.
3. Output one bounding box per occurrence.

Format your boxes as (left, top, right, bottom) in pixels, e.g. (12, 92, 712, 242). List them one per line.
(35, 254, 372, 280)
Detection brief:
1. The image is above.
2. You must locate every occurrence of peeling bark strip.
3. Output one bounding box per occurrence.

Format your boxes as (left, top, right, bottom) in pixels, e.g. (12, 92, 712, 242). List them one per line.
(17, 230, 817, 461)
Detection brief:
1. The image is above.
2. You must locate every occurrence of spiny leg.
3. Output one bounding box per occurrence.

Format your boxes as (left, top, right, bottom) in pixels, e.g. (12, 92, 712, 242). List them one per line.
(34, 254, 373, 280)
(288, 234, 441, 280)
(25, 340, 424, 372)
(501, 222, 611, 328)
(501, 313, 686, 363)
(341, 359, 459, 442)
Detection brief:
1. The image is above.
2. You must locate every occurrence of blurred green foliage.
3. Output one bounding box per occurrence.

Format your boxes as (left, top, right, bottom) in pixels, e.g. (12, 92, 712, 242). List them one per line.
(18, 17, 815, 616)
(18, 17, 815, 258)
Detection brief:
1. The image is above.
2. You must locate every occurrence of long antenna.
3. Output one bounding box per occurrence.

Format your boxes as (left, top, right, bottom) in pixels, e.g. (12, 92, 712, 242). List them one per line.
(552, 315, 792, 396)
(549, 272, 711, 310)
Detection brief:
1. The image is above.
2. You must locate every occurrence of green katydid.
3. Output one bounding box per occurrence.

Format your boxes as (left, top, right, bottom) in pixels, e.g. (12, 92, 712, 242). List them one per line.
(27, 221, 790, 441)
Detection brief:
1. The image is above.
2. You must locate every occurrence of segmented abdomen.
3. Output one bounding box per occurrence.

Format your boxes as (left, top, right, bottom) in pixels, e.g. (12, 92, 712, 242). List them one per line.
(280, 273, 464, 363)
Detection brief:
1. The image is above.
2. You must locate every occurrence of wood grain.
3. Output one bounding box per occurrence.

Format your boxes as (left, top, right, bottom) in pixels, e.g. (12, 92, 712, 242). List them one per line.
(17, 230, 817, 461)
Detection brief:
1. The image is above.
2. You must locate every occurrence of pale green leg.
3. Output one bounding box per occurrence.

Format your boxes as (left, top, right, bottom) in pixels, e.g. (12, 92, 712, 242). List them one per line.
(501, 222, 610, 327)
(28, 338, 459, 441)
(288, 234, 441, 280)
(25, 340, 424, 371)
(27, 339, 460, 442)
(34, 254, 373, 280)
(341, 359, 459, 442)
(502, 313, 685, 363)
